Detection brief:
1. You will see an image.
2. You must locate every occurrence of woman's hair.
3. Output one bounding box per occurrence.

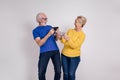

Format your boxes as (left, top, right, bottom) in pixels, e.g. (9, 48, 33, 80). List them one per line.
(77, 16, 87, 27)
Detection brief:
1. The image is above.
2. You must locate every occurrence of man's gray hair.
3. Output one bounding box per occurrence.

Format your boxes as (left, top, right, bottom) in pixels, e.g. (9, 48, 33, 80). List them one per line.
(36, 13, 42, 23)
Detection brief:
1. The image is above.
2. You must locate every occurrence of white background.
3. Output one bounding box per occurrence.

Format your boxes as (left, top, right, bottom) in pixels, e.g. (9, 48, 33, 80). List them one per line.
(0, 0, 120, 80)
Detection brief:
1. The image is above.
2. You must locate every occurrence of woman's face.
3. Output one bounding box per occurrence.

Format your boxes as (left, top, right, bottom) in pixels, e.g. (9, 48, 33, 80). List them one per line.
(74, 18, 83, 30)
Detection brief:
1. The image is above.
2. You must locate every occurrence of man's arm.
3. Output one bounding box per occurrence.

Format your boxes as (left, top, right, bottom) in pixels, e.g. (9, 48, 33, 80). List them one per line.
(35, 29, 54, 47)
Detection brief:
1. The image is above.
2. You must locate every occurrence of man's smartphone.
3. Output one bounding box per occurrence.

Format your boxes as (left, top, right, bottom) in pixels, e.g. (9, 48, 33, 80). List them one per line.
(52, 27, 59, 31)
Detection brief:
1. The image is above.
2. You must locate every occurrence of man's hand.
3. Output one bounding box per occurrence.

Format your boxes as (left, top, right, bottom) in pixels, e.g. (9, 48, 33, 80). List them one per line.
(48, 29, 55, 36)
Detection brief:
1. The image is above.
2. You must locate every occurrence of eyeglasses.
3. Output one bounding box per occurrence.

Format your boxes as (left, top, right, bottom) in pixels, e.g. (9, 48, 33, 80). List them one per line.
(41, 18, 48, 20)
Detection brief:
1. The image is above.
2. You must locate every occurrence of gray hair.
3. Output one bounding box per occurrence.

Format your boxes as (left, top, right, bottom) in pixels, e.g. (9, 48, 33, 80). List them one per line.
(36, 12, 46, 23)
(36, 13, 42, 23)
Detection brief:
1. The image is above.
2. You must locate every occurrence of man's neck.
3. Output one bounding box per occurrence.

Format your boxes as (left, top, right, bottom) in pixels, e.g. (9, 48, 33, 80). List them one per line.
(39, 23, 46, 26)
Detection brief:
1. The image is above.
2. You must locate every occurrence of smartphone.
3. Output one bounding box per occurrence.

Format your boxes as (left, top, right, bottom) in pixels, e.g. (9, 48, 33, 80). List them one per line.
(52, 27, 59, 31)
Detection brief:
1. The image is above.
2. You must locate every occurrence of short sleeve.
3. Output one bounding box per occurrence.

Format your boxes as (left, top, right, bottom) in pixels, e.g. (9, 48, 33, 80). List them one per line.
(32, 30, 40, 40)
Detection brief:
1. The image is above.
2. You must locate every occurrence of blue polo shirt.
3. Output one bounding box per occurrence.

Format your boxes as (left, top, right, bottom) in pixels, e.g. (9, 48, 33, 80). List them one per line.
(32, 25, 59, 53)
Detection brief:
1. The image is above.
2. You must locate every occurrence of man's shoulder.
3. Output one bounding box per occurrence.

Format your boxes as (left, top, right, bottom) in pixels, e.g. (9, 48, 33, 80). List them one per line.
(32, 26, 40, 33)
(46, 25, 52, 27)
(68, 28, 73, 32)
(33, 25, 52, 31)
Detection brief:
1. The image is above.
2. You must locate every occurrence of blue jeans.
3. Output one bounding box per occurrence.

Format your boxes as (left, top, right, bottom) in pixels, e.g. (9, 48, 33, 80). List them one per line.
(61, 54, 80, 80)
(38, 50, 61, 80)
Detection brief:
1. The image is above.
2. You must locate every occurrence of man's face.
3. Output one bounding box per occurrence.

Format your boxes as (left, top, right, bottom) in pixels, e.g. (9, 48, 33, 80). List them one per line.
(40, 14, 48, 26)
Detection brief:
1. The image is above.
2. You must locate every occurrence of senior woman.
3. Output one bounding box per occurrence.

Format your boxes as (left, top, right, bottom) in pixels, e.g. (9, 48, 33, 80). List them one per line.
(60, 16, 87, 80)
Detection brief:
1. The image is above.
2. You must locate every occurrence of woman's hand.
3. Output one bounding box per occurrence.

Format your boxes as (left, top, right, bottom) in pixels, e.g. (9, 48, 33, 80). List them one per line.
(63, 34, 70, 41)
(54, 28, 62, 40)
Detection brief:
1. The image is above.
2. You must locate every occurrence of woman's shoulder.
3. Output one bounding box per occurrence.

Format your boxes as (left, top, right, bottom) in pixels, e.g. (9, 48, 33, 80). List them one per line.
(81, 30, 85, 34)
(67, 28, 74, 32)
(80, 30, 86, 37)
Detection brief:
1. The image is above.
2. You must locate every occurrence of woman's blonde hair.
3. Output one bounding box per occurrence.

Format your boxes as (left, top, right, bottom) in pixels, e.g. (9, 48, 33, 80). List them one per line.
(77, 16, 87, 27)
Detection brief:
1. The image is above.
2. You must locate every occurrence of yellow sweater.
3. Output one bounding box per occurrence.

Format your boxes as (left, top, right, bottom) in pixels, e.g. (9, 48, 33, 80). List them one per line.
(61, 29, 85, 57)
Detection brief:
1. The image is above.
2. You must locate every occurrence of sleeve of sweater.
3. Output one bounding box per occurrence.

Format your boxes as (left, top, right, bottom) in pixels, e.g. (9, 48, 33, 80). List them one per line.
(60, 29, 70, 44)
(60, 29, 85, 48)
(67, 33, 85, 49)
(60, 38, 66, 44)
